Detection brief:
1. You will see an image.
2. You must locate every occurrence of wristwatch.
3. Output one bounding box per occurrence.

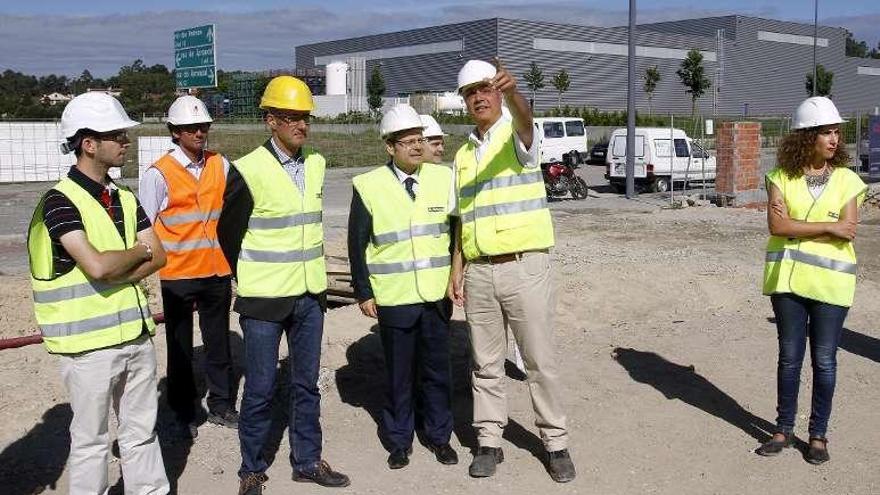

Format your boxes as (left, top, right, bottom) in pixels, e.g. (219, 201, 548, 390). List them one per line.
(139, 241, 153, 261)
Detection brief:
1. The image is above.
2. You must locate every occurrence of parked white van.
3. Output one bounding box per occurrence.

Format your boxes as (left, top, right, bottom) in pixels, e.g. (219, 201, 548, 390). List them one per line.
(533, 117, 589, 164)
(604, 127, 716, 193)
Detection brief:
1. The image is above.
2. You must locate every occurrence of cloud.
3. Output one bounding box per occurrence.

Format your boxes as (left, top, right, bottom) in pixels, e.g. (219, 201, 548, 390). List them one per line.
(0, 6, 876, 77)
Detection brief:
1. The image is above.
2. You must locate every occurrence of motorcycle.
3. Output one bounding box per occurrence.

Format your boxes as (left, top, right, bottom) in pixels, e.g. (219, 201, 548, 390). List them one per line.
(541, 151, 589, 200)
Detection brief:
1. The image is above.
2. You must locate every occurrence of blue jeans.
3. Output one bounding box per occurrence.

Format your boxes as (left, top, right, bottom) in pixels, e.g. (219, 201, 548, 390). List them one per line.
(771, 293, 847, 438)
(238, 295, 324, 477)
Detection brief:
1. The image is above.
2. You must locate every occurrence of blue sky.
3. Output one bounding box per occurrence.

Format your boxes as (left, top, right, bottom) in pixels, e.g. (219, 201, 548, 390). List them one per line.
(1, 0, 877, 76)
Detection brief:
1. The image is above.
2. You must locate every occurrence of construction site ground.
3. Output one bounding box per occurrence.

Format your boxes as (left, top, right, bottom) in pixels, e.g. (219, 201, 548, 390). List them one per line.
(1, 165, 879, 495)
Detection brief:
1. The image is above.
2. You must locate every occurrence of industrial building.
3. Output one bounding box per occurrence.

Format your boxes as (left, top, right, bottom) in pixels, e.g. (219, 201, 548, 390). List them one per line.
(295, 15, 880, 116)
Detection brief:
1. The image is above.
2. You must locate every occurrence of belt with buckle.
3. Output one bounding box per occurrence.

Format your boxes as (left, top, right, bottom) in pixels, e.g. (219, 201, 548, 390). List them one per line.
(477, 252, 523, 264)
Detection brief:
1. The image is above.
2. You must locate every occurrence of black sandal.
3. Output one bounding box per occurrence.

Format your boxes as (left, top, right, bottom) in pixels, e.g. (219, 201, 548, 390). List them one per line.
(805, 437, 829, 465)
(756, 432, 794, 456)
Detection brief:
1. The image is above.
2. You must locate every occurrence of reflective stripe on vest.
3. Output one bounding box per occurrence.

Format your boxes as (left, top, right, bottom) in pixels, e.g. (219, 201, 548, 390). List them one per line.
(28, 178, 155, 354)
(368, 255, 451, 274)
(460, 197, 548, 224)
(455, 120, 554, 260)
(161, 209, 221, 226)
(766, 249, 857, 275)
(232, 144, 327, 298)
(152, 151, 231, 280)
(248, 211, 323, 229)
(762, 166, 867, 307)
(240, 245, 324, 263)
(373, 222, 449, 246)
(353, 163, 452, 306)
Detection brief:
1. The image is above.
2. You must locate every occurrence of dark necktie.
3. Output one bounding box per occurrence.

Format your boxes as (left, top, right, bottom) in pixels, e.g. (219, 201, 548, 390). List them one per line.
(100, 188, 114, 219)
(404, 177, 416, 201)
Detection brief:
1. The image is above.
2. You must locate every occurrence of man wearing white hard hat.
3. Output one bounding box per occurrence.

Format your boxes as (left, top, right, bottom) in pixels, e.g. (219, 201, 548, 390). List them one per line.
(348, 104, 458, 470)
(139, 95, 238, 439)
(419, 114, 446, 163)
(757, 96, 866, 465)
(27, 92, 169, 494)
(448, 59, 575, 482)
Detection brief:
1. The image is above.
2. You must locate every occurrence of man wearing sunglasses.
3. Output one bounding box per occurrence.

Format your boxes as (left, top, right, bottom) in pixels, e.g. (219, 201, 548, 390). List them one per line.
(28, 92, 169, 494)
(348, 104, 458, 470)
(217, 76, 349, 495)
(139, 95, 237, 440)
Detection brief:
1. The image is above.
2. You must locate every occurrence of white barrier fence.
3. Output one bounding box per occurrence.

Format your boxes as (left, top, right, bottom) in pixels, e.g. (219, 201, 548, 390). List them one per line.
(0, 123, 197, 186)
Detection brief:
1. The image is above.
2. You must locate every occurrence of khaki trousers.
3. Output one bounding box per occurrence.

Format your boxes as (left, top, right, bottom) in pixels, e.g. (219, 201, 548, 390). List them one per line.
(464, 250, 568, 451)
(59, 334, 169, 495)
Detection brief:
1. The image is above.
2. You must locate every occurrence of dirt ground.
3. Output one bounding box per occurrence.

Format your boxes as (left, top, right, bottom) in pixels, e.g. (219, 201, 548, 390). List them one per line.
(1, 177, 879, 495)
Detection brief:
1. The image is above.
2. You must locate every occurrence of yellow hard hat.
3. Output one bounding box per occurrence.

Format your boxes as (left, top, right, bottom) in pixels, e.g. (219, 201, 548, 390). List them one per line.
(260, 76, 315, 112)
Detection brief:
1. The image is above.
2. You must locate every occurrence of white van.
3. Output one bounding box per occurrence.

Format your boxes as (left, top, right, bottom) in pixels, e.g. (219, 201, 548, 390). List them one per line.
(604, 127, 716, 193)
(533, 117, 589, 164)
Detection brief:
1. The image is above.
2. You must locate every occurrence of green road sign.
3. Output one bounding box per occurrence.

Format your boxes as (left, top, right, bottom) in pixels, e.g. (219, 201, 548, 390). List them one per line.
(176, 46, 215, 69)
(174, 24, 217, 89)
(176, 67, 216, 88)
(174, 25, 215, 50)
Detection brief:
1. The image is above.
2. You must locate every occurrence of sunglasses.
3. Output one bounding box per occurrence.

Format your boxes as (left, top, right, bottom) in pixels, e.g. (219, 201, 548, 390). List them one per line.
(91, 131, 130, 144)
(270, 112, 311, 125)
(177, 123, 211, 134)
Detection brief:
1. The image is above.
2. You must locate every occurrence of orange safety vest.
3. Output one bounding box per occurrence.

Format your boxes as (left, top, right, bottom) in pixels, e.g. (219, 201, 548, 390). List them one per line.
(152, 151, 231, 280)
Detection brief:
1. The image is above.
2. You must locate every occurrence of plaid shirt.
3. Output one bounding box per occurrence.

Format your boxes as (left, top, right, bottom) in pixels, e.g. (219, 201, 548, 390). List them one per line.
(270, 138, 306, 193)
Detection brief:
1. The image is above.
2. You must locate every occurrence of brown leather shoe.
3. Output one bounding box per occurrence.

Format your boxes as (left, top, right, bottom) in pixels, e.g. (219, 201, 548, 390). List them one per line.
(238, 472, 267, 495)
(806, 437, 830, 465)
(292, 460, 351, 488)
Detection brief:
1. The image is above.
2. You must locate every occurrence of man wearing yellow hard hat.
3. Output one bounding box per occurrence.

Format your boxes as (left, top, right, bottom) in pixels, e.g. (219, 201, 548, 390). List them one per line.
(217, 76, 350, 494)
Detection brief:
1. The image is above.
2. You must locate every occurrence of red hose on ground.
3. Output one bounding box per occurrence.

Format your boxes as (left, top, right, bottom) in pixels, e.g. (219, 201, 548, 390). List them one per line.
(0, 312, 166, 350)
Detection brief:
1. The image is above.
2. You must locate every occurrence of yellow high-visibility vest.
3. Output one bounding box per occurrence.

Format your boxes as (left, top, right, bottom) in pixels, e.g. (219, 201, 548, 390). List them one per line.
(454, 121, 554, 261)
(353, 163, 452, 306)
(763, 166, 867, 307)
(28, 178, 155, 354)
(232, 145, 327, 298)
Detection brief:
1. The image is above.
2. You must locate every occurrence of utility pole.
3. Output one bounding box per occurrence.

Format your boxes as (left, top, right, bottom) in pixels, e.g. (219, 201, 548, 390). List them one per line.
(812, 0, 818, 96)
(626, 0, 637, 198)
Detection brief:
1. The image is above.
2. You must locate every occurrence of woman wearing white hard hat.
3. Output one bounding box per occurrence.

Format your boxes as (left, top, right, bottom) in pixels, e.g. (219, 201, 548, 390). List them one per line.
(758, 96, 866, 464)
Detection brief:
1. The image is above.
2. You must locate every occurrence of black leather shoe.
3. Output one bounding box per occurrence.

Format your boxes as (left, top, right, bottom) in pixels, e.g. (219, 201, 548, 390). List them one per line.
(547, 449, 576, 483)
(207, 408, 239, 429)
(428, 443, 459, 465)
(387, 449, 410, 469)
(756, 432, 794, 456)
(238, 472, 267, 495)
(805, 437, 830, 465)
(469, 446, 504, 478)
(292, 460, 351, 487)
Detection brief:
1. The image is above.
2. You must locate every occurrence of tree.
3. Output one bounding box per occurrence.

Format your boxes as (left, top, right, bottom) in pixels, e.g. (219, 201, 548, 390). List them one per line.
(676, 49, 711, 116)
(551, 69, 570, 108)
(366, 65, 385, 115)
(523, 62, 545, 110)
(805, 64, 834, 97)
(643, 66, 661, 115)
(845, 31, 870, 58)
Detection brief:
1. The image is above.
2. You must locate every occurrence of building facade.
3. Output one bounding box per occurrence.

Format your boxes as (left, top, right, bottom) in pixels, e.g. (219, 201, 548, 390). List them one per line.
(295, 16, 880, 116)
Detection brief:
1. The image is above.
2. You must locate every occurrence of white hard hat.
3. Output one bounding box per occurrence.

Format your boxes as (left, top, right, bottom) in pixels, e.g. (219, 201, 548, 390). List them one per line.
(419, 114, 446, 138)
(60, 92, 139, 139)
(457, 60, 496, 93)
(791, 96, 846, 130)
(380, 104, 424, 139)
(167, 95, 213, 126)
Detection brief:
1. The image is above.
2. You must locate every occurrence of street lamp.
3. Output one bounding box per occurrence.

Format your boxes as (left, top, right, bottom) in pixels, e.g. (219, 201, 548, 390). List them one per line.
(626, 0, 637, 199)
(812, 0, 818, 96)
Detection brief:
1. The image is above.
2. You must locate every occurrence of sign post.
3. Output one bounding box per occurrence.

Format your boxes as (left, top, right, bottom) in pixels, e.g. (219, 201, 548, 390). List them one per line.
(174, 24, 217, 89)
(869, 115, 880, 179)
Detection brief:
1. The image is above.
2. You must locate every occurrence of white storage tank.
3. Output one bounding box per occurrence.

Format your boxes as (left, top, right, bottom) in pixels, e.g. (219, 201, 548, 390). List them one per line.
(437, 91, 465, 113)
(325, 61, 349, 96)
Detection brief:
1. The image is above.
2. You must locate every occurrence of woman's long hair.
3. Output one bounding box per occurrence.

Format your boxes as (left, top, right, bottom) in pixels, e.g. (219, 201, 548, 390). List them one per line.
(776, 125, 851, 179)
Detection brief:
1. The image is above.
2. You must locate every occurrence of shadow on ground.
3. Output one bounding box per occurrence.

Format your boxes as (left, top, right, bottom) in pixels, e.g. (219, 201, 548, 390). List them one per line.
(612, 347, 775, 444)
